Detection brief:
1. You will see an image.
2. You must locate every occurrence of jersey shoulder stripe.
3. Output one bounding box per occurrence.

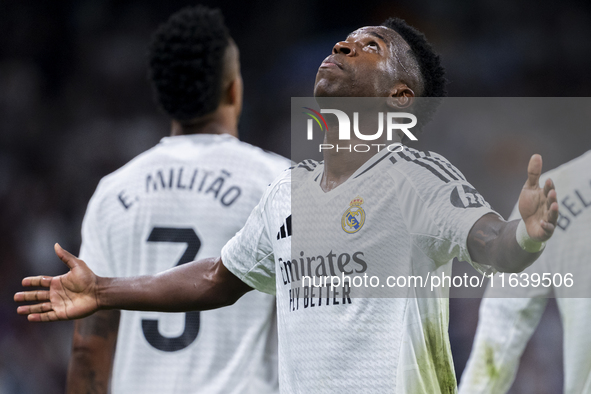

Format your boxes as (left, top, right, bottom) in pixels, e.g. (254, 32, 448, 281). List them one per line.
(427, 153, 466, 181)
(395, 150, 451, 183)
(276, 215, 292, 240)
(290, 159, 319, 172)
(389, 148, 466, 184)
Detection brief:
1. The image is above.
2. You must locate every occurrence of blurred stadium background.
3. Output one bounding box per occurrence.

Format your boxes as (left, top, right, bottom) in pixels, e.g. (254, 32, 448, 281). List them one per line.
(2, 0, 591, 392)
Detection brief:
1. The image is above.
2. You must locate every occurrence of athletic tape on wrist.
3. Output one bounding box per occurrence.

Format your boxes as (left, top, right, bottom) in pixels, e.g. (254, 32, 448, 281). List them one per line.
(516, 219, 546, 253)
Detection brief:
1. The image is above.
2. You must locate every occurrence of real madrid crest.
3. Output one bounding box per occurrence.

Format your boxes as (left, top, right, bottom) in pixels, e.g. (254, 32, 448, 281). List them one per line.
(341, 196, 365, 234)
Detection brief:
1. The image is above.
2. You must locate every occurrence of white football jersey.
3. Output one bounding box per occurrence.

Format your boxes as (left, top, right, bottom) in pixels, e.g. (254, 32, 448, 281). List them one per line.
(459, 150, 591, 394)
(79, 133, 290, 394)
(222, 147, 497, 393)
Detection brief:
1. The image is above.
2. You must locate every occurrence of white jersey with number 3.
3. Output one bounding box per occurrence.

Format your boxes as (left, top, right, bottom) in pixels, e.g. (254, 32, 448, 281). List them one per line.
(80, 134, 289, 394)
(222, 147, 497, 393)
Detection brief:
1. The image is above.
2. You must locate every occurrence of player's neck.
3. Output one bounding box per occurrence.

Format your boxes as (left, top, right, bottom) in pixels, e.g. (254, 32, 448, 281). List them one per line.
(320, 149, 375, 192)
(318, 106, 402, 192)
(320, 130, 393, 192)
(170, 108, 238, 138)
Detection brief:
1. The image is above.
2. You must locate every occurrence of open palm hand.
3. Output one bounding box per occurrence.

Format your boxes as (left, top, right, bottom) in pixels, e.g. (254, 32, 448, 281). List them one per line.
(15, 244, 100, 322)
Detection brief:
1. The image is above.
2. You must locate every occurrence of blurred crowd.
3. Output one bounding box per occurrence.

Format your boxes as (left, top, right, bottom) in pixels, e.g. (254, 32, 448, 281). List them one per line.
(2, 0, 591, 392)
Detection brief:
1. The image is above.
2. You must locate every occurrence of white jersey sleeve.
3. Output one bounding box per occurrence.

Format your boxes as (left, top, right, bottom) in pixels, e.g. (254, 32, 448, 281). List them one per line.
(221, 171, 289, 295)
(392, 149, 499, 273)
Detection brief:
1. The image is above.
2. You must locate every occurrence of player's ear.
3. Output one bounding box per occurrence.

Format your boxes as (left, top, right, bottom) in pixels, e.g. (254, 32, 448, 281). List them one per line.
(222, 41, 243, 108)
(225, 75, 243, 118)
(226, 75, 243, 106)
(387, 83, 415, 109)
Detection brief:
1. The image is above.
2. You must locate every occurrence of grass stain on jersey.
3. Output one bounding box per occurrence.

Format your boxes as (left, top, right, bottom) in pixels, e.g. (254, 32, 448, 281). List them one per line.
(462, 340, 508, 390)
(415, 319, 457, 394)
(485, 345, 499, 380)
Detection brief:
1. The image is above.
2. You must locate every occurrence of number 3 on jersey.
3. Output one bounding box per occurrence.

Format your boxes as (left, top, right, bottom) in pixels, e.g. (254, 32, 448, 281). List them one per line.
(143, 227, 201, 352)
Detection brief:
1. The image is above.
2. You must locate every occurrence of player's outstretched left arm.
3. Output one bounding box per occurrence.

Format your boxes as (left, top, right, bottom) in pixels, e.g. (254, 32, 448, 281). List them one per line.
(15, 243, 253, 322)
(467, 154, 559, 272)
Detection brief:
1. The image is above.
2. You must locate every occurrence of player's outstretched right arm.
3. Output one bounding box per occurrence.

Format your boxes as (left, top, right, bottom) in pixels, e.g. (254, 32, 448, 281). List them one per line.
(15, 243, 253, 322)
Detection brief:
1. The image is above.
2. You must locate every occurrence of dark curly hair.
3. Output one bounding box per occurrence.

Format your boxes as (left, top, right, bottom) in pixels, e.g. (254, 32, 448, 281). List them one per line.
(381, 17, 447, 136)
(148, 6, 230, 121)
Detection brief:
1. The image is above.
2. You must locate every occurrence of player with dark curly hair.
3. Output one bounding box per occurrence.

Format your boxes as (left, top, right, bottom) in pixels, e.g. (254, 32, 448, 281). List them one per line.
(148, 6, 231, 122)
(62, 5, 287, 394)
(17, 17, 559, 394)
(381, 17, 447, 98)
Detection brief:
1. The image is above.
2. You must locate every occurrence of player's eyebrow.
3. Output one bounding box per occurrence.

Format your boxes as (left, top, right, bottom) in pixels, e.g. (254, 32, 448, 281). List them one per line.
(367, 31, 388, 44)
(346, 29, 389, 45)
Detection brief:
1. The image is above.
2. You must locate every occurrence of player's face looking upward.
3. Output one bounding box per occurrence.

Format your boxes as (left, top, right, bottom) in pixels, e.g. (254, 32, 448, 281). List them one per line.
(314, 26, 422, 102)
(313, 26, 424, 185)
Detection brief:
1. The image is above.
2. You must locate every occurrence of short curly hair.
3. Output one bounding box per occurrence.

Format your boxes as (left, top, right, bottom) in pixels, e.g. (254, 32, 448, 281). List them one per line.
(148, 6, 230, 121)
(381, 17, 447, 136)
